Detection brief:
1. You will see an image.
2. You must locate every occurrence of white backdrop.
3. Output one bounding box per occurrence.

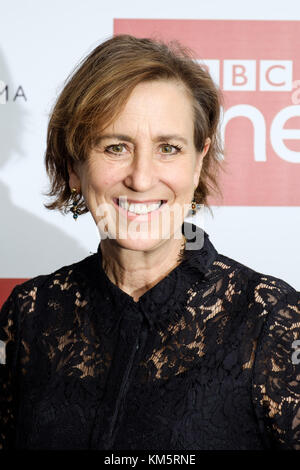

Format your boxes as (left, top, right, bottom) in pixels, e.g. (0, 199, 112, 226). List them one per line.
(0, 0, 299, 293)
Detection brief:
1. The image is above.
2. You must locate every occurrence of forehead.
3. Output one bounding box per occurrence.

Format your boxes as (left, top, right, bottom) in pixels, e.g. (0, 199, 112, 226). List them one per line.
(103, 80, 194, 137)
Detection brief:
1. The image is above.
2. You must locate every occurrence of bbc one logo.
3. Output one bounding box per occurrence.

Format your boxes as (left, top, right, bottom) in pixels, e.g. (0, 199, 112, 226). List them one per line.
(0, 80, 27, 104)
(201, 59, 300, 164)
(113, 19, 300, 205)
(202, 59, 293, 91)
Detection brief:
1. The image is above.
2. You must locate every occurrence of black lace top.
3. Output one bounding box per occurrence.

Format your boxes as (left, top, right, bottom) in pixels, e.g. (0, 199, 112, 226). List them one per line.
(1, 223, 300, 450)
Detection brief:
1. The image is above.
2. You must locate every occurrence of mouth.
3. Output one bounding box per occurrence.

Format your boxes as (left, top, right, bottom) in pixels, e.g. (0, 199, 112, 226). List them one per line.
(112, 198, 168, 218)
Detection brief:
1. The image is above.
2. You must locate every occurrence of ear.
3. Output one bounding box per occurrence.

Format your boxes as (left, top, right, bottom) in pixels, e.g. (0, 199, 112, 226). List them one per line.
(67, 161, 81, 191)
(193, 137, 211, 187)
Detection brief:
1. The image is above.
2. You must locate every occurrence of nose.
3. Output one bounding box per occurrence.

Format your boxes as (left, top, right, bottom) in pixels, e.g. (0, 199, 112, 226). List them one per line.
(123, 146, 158, 192)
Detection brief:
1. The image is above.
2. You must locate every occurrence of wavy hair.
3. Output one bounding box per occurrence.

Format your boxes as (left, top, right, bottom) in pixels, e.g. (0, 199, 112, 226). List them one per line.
(44, 34, 225, 215)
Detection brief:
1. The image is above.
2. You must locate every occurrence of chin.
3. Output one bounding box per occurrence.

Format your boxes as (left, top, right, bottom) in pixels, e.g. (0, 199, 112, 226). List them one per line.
(113, 234, 166, 253)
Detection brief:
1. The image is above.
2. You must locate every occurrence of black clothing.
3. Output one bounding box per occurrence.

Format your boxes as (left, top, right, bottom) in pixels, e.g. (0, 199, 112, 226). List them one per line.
(1, 224, 300, 450)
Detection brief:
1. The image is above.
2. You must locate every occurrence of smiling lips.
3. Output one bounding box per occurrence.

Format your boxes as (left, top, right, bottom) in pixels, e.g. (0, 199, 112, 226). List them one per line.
(113, 198, 167, 216)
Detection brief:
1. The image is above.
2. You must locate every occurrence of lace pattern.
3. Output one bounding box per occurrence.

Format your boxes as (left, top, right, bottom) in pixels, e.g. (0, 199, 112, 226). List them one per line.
(0, 225, 299, 449)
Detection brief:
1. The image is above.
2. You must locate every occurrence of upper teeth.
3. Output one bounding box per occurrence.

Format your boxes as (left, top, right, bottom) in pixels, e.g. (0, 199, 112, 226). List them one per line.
(118, 199, 162, 214)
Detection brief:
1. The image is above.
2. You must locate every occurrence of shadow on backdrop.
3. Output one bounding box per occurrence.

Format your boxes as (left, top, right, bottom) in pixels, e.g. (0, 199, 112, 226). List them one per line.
(0, 47, 89, 288)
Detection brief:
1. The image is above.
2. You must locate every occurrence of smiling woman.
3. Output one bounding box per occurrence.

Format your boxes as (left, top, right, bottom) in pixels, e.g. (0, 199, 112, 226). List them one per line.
(0, 34, 299, 451)
(68, 78, 212, 257)
(44, 34, 223, 216)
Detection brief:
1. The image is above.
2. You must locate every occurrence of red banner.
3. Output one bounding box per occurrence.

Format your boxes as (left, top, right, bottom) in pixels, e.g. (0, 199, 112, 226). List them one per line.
(114, 19, 300, 206)
(0, 279, 28, 309)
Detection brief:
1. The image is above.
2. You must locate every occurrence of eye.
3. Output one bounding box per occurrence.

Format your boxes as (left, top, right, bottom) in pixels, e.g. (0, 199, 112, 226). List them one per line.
(105, 143, 127, 154)
(160, 144, 182, 155)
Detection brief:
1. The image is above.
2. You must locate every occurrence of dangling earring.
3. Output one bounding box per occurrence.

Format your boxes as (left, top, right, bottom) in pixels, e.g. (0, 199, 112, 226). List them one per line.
(70, 188, 81, 220)
(191, 199, 197, 216)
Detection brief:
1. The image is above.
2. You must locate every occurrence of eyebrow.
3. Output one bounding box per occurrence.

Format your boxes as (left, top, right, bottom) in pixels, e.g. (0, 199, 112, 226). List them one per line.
(93, 133, 188, 146)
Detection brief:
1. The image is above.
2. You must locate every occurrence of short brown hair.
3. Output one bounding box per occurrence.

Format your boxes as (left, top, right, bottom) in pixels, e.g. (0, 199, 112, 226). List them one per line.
(44, 34, 224, 215)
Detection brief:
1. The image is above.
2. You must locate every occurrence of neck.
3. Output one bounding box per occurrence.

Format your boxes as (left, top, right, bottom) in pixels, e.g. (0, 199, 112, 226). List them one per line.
(100, 233, 186, 302)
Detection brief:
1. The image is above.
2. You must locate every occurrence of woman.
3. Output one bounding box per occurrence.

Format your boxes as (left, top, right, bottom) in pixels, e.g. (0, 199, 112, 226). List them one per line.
(0, 34, 299, 450)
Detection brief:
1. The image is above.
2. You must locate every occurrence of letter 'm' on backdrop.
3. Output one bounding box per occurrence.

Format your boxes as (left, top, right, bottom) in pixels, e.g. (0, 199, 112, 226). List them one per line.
(0, 1, 299, 306)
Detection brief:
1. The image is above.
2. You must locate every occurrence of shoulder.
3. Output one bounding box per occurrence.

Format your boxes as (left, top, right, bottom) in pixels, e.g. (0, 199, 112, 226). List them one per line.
(12, 251, 96, 295)
(210, 251, 298, 312)
(201, 250, 299, 347)
(0, 252, 98, 368)
(0, 251, 97, 328)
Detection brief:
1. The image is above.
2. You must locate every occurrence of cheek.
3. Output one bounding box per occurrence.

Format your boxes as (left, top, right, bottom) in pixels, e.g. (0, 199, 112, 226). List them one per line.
(165, 161, 195, 194)
(84, 161, 120, 193)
